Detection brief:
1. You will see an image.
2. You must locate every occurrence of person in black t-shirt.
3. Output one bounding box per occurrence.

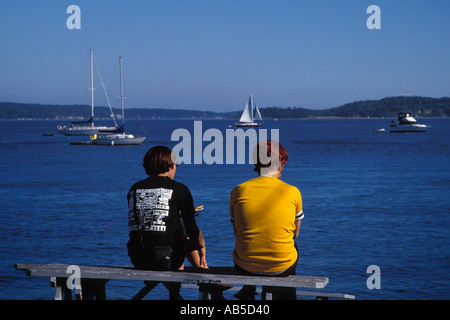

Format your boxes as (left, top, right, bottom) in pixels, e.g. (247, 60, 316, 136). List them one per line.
(127, 145, 208, 299)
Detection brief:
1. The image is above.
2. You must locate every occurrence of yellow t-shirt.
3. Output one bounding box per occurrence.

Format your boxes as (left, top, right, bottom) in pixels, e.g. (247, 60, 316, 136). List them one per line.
(230, 176, 303, 273)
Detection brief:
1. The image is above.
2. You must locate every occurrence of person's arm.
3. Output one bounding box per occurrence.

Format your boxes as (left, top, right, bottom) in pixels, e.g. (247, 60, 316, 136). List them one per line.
(183, 216, 207, 268)
(196, 229, 207, 268)
(294, 188, 303, 238)
(229, 188, 237, 233)
(294, 220, 301, 238)
(181, 189, 208, 268)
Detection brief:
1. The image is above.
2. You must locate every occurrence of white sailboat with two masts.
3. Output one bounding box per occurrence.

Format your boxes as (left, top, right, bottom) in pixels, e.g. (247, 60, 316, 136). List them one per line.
(57, 50, 118, 136)
(236, 94, 263, 127)
(92, 57, 146, 146)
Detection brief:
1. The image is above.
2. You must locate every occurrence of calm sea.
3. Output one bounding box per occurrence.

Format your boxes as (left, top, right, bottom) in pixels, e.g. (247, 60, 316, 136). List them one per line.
(0, 118, 449, 300)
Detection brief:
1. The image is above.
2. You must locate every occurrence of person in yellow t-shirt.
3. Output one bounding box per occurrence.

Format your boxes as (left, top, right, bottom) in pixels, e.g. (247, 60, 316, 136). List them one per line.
(229, 140, 304, 300)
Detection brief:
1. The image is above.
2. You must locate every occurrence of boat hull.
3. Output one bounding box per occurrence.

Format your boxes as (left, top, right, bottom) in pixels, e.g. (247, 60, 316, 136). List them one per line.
(236, 122, 263, 128)
(58, 127, 98, 136)
(58, 126, 118, 136)
(389, 125, 427, 133)
(92, 136, 146, 145)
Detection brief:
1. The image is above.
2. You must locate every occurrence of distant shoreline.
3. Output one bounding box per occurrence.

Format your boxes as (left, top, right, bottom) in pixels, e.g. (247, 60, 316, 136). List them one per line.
(4, 115, 449, 121)
(1, 96, 449, 120)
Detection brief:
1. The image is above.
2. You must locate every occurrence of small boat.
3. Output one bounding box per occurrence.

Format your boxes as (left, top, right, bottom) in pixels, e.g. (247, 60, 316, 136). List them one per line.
(373, 128, 385, 132)
(236, 94, 263, 127)
(92, 125, 146, 146)
(389, 112, 427, 133)
(91, 57, 146, 146)
(92, 133, 145, 146)
(57, 50, 118, 136)
(58, 117, 117, 136)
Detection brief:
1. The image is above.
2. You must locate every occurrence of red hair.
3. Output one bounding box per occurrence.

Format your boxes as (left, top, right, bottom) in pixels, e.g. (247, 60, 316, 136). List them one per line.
(253, 140, 288, 174)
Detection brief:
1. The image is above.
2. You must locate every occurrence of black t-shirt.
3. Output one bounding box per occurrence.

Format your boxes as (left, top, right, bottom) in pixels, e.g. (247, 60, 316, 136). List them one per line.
(127, 176, 200, 248)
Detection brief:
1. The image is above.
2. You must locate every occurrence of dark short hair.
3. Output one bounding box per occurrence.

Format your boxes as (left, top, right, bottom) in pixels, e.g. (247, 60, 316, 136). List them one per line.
(143, 146, 176, 176)
(253, 140, 289, 174)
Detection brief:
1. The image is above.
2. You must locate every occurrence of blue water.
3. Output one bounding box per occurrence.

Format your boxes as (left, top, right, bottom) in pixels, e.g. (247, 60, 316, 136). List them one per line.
(1, 118, 449, 300)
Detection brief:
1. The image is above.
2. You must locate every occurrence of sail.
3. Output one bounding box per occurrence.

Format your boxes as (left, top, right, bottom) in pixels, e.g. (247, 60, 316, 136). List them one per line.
(254, 105, 262, 121)
(239, 95, 253, 123)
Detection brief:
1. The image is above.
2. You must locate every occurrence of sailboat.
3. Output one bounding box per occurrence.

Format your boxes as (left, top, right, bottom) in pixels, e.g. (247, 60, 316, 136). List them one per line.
(92, 57, 146, 146)
(236, 94, 263, 127)
(57, 50, 118, 136)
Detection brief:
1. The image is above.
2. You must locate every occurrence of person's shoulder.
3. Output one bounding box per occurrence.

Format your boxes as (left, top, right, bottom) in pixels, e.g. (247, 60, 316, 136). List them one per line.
(277, 179, 301, 195)
(230, 178, 250, 196)
(230, 183, 241, 194)
(129, 177, 149, 191)
(233, 176, 276, 191)
(232, 176, 258, 189)
(171, 179, 192, 193)
(240, 176, 264, 186)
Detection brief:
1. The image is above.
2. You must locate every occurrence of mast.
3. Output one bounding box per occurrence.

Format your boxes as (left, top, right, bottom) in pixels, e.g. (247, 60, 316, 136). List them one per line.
(119, 57, 124, 124)
(90, 49, 94, 124)
(250, 94, 254, 122)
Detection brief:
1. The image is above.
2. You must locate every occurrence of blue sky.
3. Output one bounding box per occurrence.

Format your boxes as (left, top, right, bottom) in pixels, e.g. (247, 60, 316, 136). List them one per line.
(1, 0, 449, 111)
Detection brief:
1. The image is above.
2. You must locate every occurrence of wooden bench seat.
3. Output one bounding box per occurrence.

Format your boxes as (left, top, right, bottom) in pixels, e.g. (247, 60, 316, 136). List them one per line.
(14, 263, 354, 300)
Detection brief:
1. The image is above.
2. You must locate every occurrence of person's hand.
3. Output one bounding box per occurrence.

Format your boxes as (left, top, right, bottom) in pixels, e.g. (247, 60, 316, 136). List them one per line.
(198, 248, 208, 269)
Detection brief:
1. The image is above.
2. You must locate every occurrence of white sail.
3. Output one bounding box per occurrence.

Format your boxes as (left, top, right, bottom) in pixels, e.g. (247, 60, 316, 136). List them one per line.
(254, 105, 262, 121)
(236, 94, 263, 127)
(239, 95, 253, 123)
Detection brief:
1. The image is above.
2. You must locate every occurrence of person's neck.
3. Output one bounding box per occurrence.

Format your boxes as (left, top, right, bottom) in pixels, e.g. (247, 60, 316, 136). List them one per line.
(259, 170, 282, 179)
(157, 168, 175, 179)
(157, 173, 171, 178)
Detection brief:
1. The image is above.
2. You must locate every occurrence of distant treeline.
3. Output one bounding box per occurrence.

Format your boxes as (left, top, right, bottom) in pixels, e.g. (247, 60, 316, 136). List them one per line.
(261, 96, 450, 118)
(0, 103, 237, 120)
(1, 96, 449, 120)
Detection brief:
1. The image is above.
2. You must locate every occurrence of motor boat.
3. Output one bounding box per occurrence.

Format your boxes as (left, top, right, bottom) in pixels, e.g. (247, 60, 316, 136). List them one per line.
(389, 113, 427, 132)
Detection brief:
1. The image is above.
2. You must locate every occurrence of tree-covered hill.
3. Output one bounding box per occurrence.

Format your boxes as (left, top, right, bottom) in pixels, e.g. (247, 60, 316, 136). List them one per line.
(0, 103, 237, 120)
(1, 96, 449, 120)
(261, 96, 450, 118)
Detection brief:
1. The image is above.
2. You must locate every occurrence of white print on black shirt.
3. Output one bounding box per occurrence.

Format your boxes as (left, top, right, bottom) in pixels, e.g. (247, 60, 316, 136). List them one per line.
(131, 188, 173, 232)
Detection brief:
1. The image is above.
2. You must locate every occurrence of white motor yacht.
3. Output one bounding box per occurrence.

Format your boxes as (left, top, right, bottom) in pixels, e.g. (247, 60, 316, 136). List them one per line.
(389, 112, 427, 132)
